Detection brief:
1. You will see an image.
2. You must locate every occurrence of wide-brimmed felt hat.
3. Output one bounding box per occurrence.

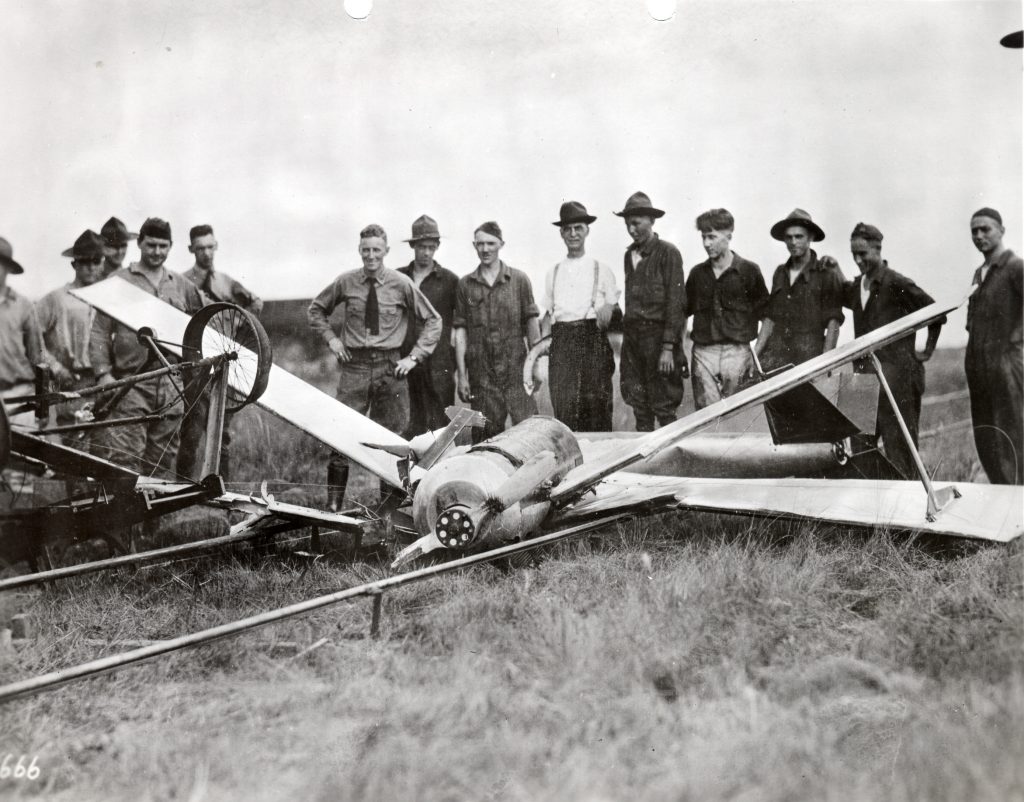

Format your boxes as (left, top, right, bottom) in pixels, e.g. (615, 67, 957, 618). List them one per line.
(552, 200, 597, 227)
(404, 215, 442, 243)
(100, 216, 137, 247)
(770, 208, 825, 242)
(0, 237, 24, 274)
(62, 229, 106, 260)
(613, 191, 665, 219)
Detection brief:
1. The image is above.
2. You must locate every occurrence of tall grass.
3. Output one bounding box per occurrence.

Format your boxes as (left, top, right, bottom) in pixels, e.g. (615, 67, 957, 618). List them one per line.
(1, 518, 1020, 801)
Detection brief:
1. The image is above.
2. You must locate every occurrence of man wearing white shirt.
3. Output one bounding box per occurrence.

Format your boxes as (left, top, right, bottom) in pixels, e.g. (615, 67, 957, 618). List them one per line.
(541, 201, 619, 431)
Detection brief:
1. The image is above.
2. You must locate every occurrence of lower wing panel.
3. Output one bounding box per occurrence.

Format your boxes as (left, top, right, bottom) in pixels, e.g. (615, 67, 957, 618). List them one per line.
(559, 474, 1023, 543)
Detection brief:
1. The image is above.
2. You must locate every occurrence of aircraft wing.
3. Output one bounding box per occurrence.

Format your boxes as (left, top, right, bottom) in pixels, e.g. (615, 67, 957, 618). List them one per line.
(72, 278, 409, 488)
(550, 296, 962, 503)
(558, 473, 1024, 543)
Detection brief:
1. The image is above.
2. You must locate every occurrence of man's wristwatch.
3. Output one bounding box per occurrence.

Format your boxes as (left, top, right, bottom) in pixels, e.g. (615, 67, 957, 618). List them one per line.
(408, 354, 419, 364)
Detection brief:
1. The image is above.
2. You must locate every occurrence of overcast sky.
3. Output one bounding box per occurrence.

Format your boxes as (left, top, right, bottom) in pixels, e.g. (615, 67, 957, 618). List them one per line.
(2, 0, 1020, 344)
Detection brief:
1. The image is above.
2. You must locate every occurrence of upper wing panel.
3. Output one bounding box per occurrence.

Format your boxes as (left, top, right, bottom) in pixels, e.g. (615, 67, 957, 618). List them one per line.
(72, 279, 408, 488)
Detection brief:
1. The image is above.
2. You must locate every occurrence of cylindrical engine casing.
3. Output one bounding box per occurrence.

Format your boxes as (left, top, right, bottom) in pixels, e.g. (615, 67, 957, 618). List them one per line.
(412, 416, 582, 546)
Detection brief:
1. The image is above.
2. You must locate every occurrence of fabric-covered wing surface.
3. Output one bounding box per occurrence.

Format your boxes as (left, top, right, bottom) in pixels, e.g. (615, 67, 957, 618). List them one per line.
(559, 474, 1024, 543)
(71, 279, 408, 488)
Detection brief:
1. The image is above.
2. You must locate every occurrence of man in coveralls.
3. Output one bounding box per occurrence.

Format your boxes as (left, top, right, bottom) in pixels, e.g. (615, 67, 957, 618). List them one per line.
(964, 207, 1022, 485)
(454, 221, 541, 442)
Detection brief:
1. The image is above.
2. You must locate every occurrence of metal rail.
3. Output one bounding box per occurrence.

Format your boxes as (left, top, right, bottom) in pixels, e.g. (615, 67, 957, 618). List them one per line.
(0, 522, 268, 592)
(0, 514, 626, 704)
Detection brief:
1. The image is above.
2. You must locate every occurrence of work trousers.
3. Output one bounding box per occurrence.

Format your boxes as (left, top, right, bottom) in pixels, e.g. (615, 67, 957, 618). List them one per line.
(1, 383, 40, 505)
(691, 343, 752, 410)
(54, 374, 95, 452)
(966, 341, 1024, 485)
(760, 331, 824, 373)
(176, 393, 233, 482)
(620, 320, 684, 431)
(550, 320, 615, 432)
(469, 369, 537, 444)
(93, 377, 184, 479)
(873, 358, 925, 480)
(405, 362, 454, 437)
(327, 350, 408, 509)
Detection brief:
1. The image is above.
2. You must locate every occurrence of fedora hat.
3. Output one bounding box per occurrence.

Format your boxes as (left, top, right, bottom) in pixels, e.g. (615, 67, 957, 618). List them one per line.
(770, 208, 825, 242)
(100, 216, 137, 247)
(404, 214, 442, 243)
(552, 200, 597, 227)
(0, 237, 24, 274)
(62, 229, 106, 260)
(613, 191, 665, 219)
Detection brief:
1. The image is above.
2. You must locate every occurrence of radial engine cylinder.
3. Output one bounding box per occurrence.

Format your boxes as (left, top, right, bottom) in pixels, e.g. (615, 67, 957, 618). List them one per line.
(412, 416, 583, 549)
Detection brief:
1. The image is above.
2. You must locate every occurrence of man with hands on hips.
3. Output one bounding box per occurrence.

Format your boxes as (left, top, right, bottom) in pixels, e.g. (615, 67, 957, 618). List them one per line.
(308, 223, 441, 509)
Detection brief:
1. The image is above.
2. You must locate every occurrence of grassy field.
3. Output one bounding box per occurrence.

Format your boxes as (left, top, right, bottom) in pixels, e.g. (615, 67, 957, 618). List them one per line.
(0, 347, 1020, 801)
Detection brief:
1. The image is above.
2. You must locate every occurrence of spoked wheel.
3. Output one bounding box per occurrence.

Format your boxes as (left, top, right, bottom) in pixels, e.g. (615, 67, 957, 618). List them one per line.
(182, 303, 273, 412)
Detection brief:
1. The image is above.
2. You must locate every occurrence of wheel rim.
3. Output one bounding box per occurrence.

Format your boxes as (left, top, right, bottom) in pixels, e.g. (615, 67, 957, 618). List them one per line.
(182, 303, 272, 412)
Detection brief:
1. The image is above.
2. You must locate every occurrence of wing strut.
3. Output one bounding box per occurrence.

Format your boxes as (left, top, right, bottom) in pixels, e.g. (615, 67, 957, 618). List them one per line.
(869, 352, 959, 520)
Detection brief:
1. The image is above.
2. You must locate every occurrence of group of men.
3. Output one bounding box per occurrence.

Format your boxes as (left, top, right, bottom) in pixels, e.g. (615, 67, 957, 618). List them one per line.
(0, 217, 261, 484)
(303, 196, 1021, 500)
(0, 196, 1018, 506)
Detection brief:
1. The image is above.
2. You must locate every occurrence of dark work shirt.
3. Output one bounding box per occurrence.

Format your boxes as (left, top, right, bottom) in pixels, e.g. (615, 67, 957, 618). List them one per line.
(454, 261, 539, 382)
(622, 234, 686, 346)
(90, 263, 205, 378)
(398, 260, 459, 379)
(307, 266, 441, 362)
(966, 249, 1023, 349)
(766, 250, 846, 335)
(843, 261, 944, 365)
(182, 265, 263, 315)
(686, 252, 768, 345)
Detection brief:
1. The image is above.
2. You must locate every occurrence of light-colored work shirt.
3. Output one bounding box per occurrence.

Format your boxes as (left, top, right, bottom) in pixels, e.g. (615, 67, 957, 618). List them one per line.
(90, 263, 205, 378)
(36, 283, 94, 375)
(182, 265, 263, 315)
(0, 286, 44, 391)
(543, 256, 618, 323)
(307, 266, 441, 362)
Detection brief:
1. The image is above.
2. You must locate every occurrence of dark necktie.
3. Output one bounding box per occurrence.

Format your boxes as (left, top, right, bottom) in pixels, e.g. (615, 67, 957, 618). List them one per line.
(366, 277, 379, 335)
(201, 269, 215, 301)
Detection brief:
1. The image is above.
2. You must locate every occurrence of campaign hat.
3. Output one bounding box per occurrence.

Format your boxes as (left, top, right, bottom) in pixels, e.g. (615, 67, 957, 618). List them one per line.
(770, 208, 825, 242)
(0, 237, 23, 274)
(552, 201, 597, 227)
(61, 229, 106, 260)
(100, 216, 137, 247)
(613, 191, 665, 219)
(404, 215, 443, 243)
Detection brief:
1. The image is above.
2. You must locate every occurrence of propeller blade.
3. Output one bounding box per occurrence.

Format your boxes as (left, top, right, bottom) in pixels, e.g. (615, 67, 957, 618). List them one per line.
(490, 450, 558, 512)
(390, 532, 444, 569)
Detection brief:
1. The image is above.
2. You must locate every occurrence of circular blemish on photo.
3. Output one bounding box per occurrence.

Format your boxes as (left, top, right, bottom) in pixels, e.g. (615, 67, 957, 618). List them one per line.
(344, 0, 373, 20)
(647, 0, 676, 22)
